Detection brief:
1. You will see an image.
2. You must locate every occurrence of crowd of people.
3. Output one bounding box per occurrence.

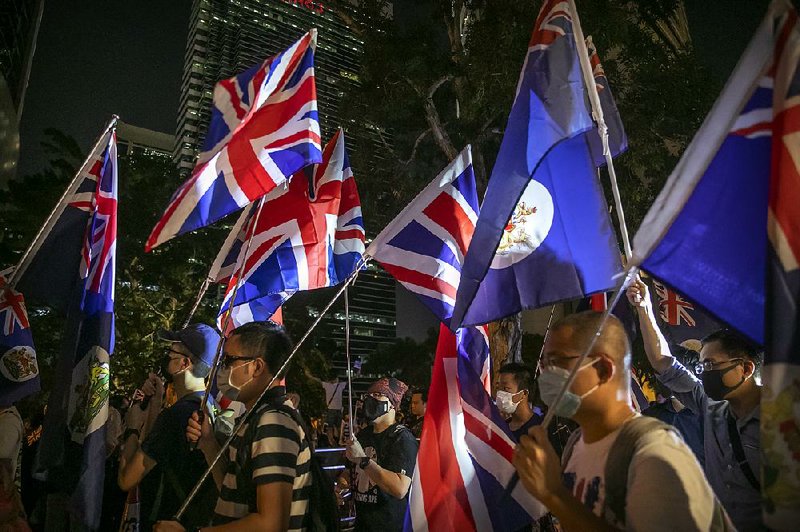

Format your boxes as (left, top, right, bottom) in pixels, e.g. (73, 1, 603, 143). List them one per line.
(0, 275, 765, 531)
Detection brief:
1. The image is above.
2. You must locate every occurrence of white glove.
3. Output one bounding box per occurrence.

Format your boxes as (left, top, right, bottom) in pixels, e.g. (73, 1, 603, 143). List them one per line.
(346, 437, 367, 463)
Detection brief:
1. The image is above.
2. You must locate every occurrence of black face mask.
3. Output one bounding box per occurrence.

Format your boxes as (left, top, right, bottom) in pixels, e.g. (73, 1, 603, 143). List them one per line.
(701, 363, 745, 401)
(362, 395, 390, 423)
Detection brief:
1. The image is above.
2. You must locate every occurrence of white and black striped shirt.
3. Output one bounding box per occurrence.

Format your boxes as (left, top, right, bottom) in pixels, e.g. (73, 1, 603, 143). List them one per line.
(213, 392, 312, 531)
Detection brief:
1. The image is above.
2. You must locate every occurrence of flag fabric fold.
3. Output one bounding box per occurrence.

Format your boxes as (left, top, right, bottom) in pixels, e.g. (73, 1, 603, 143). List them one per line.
(0, 268, 39, 404)
(33, 131, 118, 529)
(452, 0, 624, 329)
(146, 30, 322, 251)
(214, 128, 364, 332)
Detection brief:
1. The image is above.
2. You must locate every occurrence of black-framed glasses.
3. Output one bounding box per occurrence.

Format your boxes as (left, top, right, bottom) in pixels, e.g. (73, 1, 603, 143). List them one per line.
(220, 355, 256, 369)
(163, 348, 186, 361)
(694, 358, 743, 375)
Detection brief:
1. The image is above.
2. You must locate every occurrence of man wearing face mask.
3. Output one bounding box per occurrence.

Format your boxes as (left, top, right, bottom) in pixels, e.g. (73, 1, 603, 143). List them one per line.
(628, 277, 762, 531)
(496, 363, 543, 442)
(512, 311, 722, 531)
(118, 323, 220, 531)
(344, 377, 418, 532)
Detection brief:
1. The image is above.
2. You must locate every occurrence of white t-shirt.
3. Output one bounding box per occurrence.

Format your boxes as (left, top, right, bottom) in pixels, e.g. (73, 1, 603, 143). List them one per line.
(0, 407, 23, 480)
(322, 380, 344, 410)
(563, 415, 715, 531)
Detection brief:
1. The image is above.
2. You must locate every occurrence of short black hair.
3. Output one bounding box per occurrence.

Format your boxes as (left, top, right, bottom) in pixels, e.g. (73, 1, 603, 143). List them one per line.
(499, 362, 533, 393)
(701, 329, 763, 369)
(230, 321, 294, 377)
(412, 389, 428, 403)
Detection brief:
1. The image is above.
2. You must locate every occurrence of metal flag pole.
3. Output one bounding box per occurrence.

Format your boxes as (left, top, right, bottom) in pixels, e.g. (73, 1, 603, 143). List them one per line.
(345, 285, 355, 439)
(504, 268, 638, 497)
(533, 304, 558, 379)
(194, 196, 267, 441)
(182, 203, 257, 328)
(9, 115, 119, 288)
(175, 258, 368, 520)
(567, 0, 633, 260)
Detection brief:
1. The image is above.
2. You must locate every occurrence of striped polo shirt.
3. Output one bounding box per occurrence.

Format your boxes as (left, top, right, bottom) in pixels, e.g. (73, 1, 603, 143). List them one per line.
(213, 391, 312, 530)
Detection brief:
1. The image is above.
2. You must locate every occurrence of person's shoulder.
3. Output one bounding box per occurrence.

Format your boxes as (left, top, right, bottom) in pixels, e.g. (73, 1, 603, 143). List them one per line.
(390, 425, 419, 446)
(256, 405, 302, 433)
(632, 424, 698, 466)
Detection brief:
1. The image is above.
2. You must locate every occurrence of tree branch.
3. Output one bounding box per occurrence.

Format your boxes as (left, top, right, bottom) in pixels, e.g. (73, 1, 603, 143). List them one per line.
(401, 128, 432, 168)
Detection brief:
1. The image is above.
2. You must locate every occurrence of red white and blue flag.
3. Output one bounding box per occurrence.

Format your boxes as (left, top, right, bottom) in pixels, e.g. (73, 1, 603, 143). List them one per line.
(452, 0, 625, 328)
(213, 128, 364, 332)
(366, 147, 478, 326)
(0, 268, 39, 405)
(19, 130, 118, 530)
(368, 147, 544, 530)
(146, 30, 322, 251)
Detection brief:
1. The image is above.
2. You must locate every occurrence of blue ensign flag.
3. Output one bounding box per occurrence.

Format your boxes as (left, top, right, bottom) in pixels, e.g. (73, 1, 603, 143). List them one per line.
(452, 0, 625, 328)
(31, 130, 118, 530)
(0, 269, 39, 404)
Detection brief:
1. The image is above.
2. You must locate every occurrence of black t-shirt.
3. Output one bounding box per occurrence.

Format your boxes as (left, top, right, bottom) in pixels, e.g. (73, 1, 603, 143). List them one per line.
(353, 424, 418, 532)
(139, 392, 218, 530)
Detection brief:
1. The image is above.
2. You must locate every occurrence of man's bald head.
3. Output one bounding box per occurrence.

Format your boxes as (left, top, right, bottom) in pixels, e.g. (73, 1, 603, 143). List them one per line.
(548, 311, 631, 371)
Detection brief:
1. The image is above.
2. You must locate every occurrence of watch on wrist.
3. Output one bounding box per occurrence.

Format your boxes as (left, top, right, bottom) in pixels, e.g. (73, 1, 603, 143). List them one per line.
(359, 457, 371, 469)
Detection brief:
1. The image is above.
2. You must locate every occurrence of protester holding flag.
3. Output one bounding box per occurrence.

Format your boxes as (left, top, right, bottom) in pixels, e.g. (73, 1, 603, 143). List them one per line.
(496, 363, 543, 442)
(513, 311, 724, 531)
(344, 377, 417, 532)
(628, 278, 763, 530)
(160, 321, 313, 532)
(118, 324, 220, 531)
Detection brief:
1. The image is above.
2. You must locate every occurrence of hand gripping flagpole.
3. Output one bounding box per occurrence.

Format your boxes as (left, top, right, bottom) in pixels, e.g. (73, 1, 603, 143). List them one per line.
(567, 0, 633, 260)
(175, 257, 369, 520)
(8, 115, 120, 288)
(504, 268, 638, 498)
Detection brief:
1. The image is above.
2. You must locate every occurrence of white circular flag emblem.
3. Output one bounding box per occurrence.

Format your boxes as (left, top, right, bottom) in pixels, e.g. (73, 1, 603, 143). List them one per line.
(491, 179, 554, 270)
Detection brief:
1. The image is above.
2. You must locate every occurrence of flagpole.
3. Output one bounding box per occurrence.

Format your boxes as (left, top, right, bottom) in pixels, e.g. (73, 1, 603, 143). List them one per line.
(174, 259, 367, 520)
(534, 304, 557, 378)
(566, 0, 633, 260)
(194, 196, 267, 434)
(8, 115, 119, 288)
(345, 284, 354, 439)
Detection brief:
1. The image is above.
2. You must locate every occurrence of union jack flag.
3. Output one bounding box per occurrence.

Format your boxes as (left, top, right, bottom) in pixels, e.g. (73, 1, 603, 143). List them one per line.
(653, 281, 696, 327)
(366, 147, 478, 325)
(0, 270, 29, 335)
(0, 267, 39, 406)
(367, 147, 544, 530)
(146, 30, 322, 251)
(213, 128, 364, 332)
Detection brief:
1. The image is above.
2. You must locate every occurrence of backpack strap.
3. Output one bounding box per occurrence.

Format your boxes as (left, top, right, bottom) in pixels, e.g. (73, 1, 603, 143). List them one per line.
(603, 416, 680, 526)
(560, 427, 583, 469)
(726, 411, 760, 491)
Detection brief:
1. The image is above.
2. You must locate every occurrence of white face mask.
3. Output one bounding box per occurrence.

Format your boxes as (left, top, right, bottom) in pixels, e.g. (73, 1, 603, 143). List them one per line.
(215, 360, 255, 401)
(495, 390, 525, 416)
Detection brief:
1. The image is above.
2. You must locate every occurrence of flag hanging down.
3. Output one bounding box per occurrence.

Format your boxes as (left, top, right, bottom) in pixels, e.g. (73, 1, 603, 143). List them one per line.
(452, 0, 625, 329)
(650, 279, 720, 350)
(146, 30, 322, 251)
(406, 324, 545, 531)
(629, 1, 800, 526)
(214, 128, 364, 333)
(32, 131, 117, 530)
(366, 147, 478, 325)
(585, 35, 628, 166)
(0, 268, 39, 404)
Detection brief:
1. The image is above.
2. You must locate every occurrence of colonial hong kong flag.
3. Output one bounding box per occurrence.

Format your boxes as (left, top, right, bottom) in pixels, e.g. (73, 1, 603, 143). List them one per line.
(452, 0, 625, 328)
(0, 268, 39, 404)
(24, 131, 117, 530)
(213, 129, 364, 332)
(146, 30, 322, 251)
(406, 325, 545, 531)
(366, 146, 478, 325)
(630, 3, 800, 526)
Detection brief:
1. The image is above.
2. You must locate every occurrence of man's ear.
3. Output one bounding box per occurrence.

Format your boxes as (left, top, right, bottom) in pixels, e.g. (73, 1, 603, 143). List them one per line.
(252, 357, 267, 377)
(742, 359, 755, 379)
(596, 356, 615, 383)
(181, 356, 192, 371)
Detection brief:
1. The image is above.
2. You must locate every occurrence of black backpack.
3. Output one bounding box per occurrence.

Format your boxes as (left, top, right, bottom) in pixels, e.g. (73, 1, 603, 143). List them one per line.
(243, 398, 341, 532)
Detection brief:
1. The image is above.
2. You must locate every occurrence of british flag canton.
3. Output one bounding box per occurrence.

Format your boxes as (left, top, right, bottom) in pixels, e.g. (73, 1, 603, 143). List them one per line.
(214, 128, 364, 332)
(651, 280, 719, 351)
(585, 35, 628, 165)
(146, 30, 322, 251)
(0, 268, 39, 405)
(366, 147, 478, 325)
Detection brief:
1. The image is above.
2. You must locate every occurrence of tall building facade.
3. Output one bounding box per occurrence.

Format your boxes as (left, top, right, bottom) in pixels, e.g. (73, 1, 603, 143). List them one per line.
(175, 0, 366, 173)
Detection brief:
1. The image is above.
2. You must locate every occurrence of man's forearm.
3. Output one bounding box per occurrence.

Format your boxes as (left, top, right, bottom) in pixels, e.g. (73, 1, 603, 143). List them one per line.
(543, 486, 620, 532)
(200, 440, 227, 491)
(636, 306, 674, 374)
(363, 461, 409, 499)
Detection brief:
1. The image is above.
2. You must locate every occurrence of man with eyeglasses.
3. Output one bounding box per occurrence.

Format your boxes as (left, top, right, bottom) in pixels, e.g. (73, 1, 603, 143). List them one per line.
(118, 323, 220, 531)
(344, 377, 418, 532)
(513, 311, 720, 531)
(627, 277, 763, 531)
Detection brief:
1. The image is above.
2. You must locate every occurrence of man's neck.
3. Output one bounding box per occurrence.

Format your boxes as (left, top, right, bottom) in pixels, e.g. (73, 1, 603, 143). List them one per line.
(578, 401, 635, 443)
(373, 415, 395, 433)
(728, 384, 760, 419)
(173, 379, 205, 400)
(510, 406, 534, 430)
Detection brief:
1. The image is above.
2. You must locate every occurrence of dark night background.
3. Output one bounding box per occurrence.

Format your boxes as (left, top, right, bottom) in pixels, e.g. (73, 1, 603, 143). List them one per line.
(19, 0, 772, 176)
